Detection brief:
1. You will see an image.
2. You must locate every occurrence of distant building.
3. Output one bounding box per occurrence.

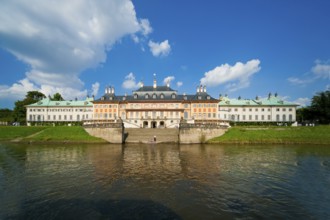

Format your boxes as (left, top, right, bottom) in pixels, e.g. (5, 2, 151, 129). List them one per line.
(92, 77, 220, 128)
(218, 93, 298, 123)
(26, 97, 94, 124)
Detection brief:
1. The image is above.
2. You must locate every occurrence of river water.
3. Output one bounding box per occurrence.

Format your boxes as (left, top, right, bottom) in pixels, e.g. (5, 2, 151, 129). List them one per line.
(0, 143, 330, 219)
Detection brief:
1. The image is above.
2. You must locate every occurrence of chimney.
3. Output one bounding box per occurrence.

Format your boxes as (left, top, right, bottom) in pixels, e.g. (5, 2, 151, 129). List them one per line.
(153, 74, 157, 89)
(111, 87, 115, 94)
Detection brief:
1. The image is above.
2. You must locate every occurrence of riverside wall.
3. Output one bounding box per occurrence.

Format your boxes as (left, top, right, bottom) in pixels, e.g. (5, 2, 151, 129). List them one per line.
(84, 123, 124, 144)
(179, 123, 228, 144)
(84, 122, 228, 144)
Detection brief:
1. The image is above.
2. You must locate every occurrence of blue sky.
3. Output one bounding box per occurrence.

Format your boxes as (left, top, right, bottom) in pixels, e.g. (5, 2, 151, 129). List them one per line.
(1, 0, 329, 109)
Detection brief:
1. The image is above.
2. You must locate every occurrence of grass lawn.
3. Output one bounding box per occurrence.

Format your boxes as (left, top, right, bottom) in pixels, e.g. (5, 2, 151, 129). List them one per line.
(23, 126, 106, 143)
(0, 126, 47, 140)
(208, 125, 330, 145)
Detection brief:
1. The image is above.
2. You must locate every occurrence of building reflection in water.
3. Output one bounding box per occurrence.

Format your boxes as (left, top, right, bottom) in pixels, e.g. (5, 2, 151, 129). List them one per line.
(4, 143, 322, 219)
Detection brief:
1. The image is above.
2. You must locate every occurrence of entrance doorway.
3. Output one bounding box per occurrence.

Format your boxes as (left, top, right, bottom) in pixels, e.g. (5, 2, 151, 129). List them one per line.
(143, 121, 148, 128)
(151, 121, 157, 128)
(160, 121, 165, 128)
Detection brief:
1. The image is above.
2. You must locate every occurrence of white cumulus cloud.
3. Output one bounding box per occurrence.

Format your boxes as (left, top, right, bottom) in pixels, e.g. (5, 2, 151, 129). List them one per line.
(200, 59, 261, 91)
(148, 40, 171, 57)
(176, 81, 183, 87)
(122, 73, 140, 90)
(293, 97, 310, 107)
(91, 82, 100, 97)
(311, 61, 330, 79)
(0, 0, 149, 102)
(140, 19, 153, 36)
(288, 60, 330, 86)
(163, 76, 175, 85)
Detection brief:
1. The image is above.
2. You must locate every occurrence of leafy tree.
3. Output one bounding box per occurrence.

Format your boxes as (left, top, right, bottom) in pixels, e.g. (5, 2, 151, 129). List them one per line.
(13, 91, 46, 124)
(310, 90, 330, 124)
(51, 92, 64, 101)
(296, 107, 313, 123)
(0, 108, 13, 123)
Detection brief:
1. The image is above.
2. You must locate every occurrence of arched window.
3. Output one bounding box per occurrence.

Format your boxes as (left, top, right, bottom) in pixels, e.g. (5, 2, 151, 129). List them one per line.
(152, 93, 157, 99)
(160, 94, 164, 99)
(171, 93, 176, 99)
(145, 94, 149, 99)
(134, 93, 138, 99)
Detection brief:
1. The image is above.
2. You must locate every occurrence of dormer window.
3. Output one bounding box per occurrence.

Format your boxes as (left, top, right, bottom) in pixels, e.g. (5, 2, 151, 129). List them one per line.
(145, 94, 149, 99)
(110, 97, 113, 100)
(134, 93, 138, 99)
(171, 93, 176, 99)
(123, 97, 126, 101)
(152, 94, 157, 99)
(160, 94, 164, 99)
(198, 96, 202, 100)
(207, 96, 210, 100)
(183, 96, 187, 100)
(101, 96, 105, 100)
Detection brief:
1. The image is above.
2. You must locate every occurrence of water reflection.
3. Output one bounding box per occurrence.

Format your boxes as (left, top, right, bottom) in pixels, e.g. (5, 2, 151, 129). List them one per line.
(0, 143, 330, 219)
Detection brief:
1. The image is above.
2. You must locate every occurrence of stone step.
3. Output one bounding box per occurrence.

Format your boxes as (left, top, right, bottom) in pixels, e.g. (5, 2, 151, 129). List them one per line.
(124, 128, 179, 143)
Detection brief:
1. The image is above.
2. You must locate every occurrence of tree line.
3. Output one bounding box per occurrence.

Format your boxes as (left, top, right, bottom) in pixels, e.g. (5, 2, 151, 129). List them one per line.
(0, 91, 63, 125)
(296, 90, 330, 124)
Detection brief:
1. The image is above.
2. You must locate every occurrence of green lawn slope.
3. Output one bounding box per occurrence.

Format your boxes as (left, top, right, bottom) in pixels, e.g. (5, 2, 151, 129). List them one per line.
(0, 126, 47, 141)
(0, 126, 106, 143)
(208, 126, 330, 145)
(23, 126, 106, 143)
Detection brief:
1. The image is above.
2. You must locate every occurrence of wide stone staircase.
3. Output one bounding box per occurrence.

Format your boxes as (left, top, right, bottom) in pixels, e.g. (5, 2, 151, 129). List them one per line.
(124, 128, 179, 144)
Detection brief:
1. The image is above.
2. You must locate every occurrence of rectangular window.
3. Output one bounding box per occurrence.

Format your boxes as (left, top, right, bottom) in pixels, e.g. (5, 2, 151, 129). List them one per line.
(255, 115, 258, 120)
(261, 115, 264, 120)
(268, 115, 271, 120)
(249, 115, 252, 120)
(255, 108, 258, 112)
(243, 115, 246, 120)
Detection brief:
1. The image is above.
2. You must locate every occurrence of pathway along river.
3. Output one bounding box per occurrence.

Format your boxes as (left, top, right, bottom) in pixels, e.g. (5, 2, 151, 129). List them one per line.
(1, 143, 330, 219)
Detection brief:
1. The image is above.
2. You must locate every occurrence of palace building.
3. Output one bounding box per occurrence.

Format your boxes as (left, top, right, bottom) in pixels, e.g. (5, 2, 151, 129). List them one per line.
(92, 78, 219, 128)
(26, 97, 94, 124)
(218, 93, 298, 123)
(25, 77, 298, 126)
